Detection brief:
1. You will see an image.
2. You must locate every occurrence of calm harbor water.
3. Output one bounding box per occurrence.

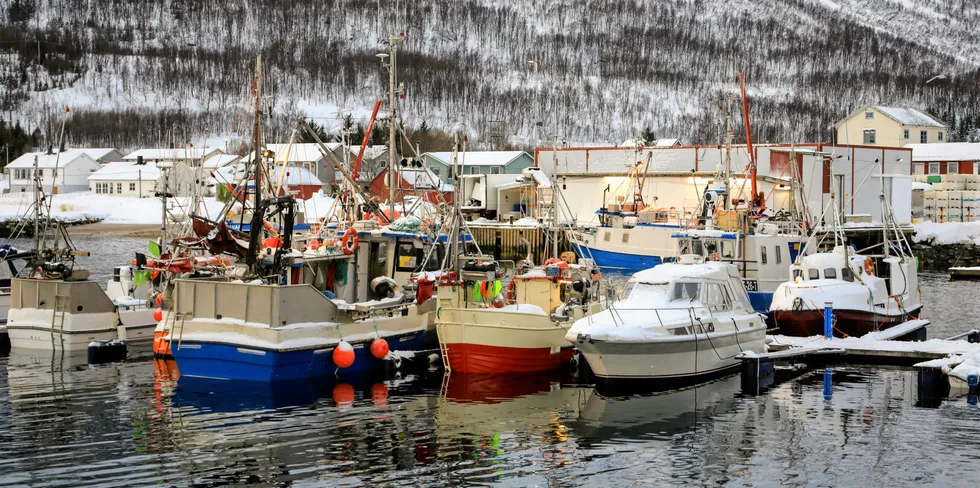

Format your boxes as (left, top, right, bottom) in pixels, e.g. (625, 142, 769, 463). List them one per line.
(1, 239, 979, 486)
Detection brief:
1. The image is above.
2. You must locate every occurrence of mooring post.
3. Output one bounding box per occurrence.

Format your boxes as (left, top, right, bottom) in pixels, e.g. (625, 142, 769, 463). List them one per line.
(823, 302, 833, 338)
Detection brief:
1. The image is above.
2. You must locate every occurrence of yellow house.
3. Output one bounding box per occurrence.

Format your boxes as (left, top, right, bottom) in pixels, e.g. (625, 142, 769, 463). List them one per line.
(835, 106, 948, 147)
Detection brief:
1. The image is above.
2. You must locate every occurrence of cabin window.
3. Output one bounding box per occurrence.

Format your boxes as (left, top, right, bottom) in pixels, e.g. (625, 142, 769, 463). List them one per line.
(621, 280, 637, 299)
(760, 246, 768, 265)
(793, 269, 802, 280)
(671, 282, 701, 302)
(603, 231, 611, 242)
(691, 239, 703, 256)
(808, 268, 820, 280)
(395, 242, 419, 271)
(703, 283, 731, 312)
(775, 245, 782, 264)
(628, 283, 669, 302)
(824, 268, 837, 279)
(721, 241, 734, 259)
(622, 232, 630, 243)
(841, 267, 853, 282)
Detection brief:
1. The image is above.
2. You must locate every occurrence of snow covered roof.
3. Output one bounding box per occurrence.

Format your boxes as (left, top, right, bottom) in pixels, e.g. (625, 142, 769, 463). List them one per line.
(654, 138, 681, 147)
(75, 148, 120, 161)
(255, 143, 325, 163)
(631, 261, 734, 283)
(906, 142, 980, 162)
(124, 147, 224, 161)
(837, 106, 946, 128)
(269, 166, 323, 187)
(6, 149, 97, 169)
(88, 161, 161, 181)
(203, 154, 241, 168)
(395, 166, 453, 191)
(425, 151, 528, 167)
(618, 138, 680, 147)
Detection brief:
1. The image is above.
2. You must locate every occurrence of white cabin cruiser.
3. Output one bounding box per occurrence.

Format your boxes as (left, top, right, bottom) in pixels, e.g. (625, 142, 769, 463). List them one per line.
(567, 256, 767, 384)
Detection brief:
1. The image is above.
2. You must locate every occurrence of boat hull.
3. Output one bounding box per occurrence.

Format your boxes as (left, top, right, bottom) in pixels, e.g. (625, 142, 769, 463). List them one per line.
(771, 307, 923, 338)
(575, 326, 767, 383)
(572, 243, 664, 270)
(437, 307, 583, 374)
(170, 330, 426, 382)
(6, 309, 119, 352)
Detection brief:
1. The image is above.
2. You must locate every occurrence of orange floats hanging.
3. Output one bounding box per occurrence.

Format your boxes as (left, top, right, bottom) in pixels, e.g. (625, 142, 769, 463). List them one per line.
(152, 308, 163, 322)
(370, 338, 389, 359)
(333, 340, 355, 368)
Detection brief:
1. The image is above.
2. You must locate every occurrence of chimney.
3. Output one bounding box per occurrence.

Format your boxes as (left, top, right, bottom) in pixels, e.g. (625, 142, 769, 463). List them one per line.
(137, 155, 144, 165)
(47, 145, 53, 155)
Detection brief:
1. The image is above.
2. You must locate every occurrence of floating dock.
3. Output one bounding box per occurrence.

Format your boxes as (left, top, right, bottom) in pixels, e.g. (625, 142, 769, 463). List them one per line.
(739, 320, 980, 396)
(948, 267, 980, 281)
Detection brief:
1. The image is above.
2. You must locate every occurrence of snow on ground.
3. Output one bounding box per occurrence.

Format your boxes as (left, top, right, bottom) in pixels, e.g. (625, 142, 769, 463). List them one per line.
(0, 191, 225, 224)
(913, 221, 980, 246)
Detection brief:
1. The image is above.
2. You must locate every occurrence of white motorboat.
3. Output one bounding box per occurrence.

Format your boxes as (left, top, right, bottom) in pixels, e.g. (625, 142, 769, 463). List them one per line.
(567, 256, 766, 384)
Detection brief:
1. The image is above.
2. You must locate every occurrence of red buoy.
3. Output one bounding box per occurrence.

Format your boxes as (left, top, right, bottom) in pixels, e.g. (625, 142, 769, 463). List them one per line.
(370, 338, 389, 359)
(155, 294, 163, 306)
(333, 341, 355, 368)
(153, 308, 163, 322)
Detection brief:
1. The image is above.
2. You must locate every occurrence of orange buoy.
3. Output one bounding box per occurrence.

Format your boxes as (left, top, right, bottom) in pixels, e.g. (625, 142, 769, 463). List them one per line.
(332, 383, 355, 407)
(150, 270, 160, 280)
(156, 294, 163, 306)
(263, 237, 282, 248)
(370, 338, 389, 359)
(370, 382, 389, 407)
(153, 308, 163, 322)
(333, 340, 355, 368)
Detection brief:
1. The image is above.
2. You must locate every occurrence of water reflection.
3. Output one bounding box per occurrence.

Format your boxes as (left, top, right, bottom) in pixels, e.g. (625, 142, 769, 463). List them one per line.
(3, 353, 980, 486)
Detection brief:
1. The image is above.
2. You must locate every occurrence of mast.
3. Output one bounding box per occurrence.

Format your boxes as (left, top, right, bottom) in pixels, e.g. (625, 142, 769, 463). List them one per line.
(246, 55, 264, 272)
(737, 73, 757, 203)
(32, 155, 40, 252)
(384, 34, 404, 219)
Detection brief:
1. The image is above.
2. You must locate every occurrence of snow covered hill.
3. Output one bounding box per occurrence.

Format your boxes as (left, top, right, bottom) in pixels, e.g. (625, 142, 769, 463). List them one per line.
(1, 0, 979, 149)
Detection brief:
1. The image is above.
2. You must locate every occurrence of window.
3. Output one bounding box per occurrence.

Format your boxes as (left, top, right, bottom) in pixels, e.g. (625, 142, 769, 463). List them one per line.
(671, 282, 701, 302)
(603, 231, 611, 242)
(129, 183, 136, 191)
(395, 242, 419, 271)
(808, 268, 820, 280)
(760, 245, 768, 265)
(948, 163, 957, 174)
(622, 232, 629, 243)
(431, 167, 440, 177)
(865, 111, 874, 119)
(117, 183, 122, 193)
(863, 129, 876, 144)
(490, 166, 502, 174)
(841, 267, 853, 282)
(920, 130, 928, 143)
(939, 131, 944, 141)
(703, 283, 732, 312)
(775, 244, 782, 264)
(470, 166, 481, 175)
(904, 129, 910, 139)
(721, 241, 734, 259)
(621, 280, 637, 299)
(109, 183, 113, 194)
(691, 239, 703, 256)
(793, 269, 803, 281)
(824, 268, 837, 279)
(929, 163, 940, 174)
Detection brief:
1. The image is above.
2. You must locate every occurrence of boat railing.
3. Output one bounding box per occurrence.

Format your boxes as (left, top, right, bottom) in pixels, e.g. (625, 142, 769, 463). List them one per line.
(607, 304, 719, 334)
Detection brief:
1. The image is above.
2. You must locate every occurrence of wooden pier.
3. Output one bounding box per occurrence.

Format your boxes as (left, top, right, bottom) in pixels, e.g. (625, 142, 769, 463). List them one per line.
(739, 320, 980, 395)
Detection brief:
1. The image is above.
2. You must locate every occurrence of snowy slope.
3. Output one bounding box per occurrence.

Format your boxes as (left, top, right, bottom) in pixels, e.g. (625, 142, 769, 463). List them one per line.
(2, 0, 979, 149)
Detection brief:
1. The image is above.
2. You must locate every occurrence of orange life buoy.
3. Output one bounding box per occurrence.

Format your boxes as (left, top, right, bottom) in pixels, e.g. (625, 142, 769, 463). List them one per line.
(864, 258, 875, 276)
(544, 257, 561, 266)
(342, 228, 358, 255)
(507, 280, 516, 301)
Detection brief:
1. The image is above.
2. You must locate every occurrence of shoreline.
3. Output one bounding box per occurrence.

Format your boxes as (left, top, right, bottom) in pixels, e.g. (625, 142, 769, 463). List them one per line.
(69, 223, 162, 238)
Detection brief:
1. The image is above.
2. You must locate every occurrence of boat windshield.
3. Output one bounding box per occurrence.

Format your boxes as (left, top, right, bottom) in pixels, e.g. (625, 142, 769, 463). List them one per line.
(670, 282, 701, 302)
(626, 282, 670, 302)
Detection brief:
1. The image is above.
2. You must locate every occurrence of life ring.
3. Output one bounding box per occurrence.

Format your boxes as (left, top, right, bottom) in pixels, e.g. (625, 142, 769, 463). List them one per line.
(507, 280, 516, 301)
(544, 257, 567, 267)
(864, 258, 875, 276)
(342, 228, 358, 255)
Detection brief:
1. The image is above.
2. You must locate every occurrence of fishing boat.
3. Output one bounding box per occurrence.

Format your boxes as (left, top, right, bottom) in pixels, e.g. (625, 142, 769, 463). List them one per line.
(567, 256, 767, 384)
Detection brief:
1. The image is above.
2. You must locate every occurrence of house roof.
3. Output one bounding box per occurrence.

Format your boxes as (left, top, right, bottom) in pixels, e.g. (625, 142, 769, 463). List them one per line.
(77, 148, 120, 161)
(123, 147, 224, 161)
(256, 143, 326, 163)
(269, 166, 323, 187)
(907, 142, 980, 162)
(203, 154, 241, 169)
(619, 138, 680, 147)
(87, 161, 162, 181)
(425, 151, 528, 167)
(836, 106, 946, 128)
(6, 149, 96, 169)
(395, 166, 453, 191)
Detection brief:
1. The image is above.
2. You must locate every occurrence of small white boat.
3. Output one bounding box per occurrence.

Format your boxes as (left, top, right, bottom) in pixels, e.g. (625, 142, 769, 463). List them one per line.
(567, 256, 766, 384)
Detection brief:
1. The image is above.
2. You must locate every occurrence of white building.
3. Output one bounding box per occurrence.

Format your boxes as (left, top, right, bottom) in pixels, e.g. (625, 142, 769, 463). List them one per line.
(5, 149, 103, 193)
(249, 143, 388, 187)
(88, 161, 197, 198)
